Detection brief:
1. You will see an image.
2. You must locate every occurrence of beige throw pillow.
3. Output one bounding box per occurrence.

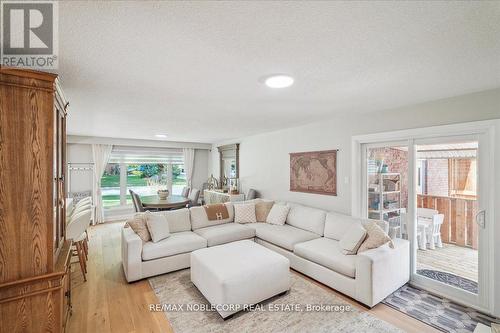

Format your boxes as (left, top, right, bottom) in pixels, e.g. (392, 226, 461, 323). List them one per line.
(145, 211, 170, 243)
(125, 213, 151, 242)
(234, 203, 257, 223)
(266, 204, 290, 226)
(255, 200, 274, 222)
(357, 220, 394, 253)
(339, 224, 367, 255)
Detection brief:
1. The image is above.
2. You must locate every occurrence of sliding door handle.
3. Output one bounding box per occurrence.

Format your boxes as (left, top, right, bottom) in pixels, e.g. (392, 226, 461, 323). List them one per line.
(475, 210, 486, 228)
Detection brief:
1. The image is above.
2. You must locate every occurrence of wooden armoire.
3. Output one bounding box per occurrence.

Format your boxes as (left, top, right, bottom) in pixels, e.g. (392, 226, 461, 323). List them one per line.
(0, 67, 72, 332)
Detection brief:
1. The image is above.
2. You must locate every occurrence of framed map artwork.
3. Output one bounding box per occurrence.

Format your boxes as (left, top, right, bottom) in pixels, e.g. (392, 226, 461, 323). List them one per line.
(289, 149, 337, 196)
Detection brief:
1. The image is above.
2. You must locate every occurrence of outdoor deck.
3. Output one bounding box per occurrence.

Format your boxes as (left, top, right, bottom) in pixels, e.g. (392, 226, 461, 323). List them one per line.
(417, 243, 478, 282)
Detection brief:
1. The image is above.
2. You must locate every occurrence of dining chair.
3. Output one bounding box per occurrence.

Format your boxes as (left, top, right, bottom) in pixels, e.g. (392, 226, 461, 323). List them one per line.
(199, 182, 209, 205)
(181, 186, 190, 198)
(187, 188, 200, 207)
(246, 188, 258, 200)
(66, 209, 92, 281)
(76, 196, 92, 206)
(67, 204, 92, 223)
(129, 189, 145, 212)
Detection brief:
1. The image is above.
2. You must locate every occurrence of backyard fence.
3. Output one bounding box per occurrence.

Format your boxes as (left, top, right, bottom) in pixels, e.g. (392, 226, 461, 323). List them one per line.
(417, 194, 478, 250)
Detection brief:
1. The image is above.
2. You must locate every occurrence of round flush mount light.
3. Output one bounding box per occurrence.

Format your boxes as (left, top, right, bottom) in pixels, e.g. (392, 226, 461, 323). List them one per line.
(155, 134, 168, 139)
(264, 74, 294, 88)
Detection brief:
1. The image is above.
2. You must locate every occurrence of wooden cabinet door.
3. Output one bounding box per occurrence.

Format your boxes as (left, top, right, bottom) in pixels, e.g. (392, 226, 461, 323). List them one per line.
(53, 105, 66, 257)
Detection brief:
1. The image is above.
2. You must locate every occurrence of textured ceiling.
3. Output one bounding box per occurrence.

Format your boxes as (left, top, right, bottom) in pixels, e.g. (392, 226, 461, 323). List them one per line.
(59, 1, 500, 143)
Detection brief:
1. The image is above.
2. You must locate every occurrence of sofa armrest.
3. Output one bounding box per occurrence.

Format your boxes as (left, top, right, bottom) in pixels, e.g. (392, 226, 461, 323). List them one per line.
(121, 227, 143, 282)
(355, 238, 410, 307)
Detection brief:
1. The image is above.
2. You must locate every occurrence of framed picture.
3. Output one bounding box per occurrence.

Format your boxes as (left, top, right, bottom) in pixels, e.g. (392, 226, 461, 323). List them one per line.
(289, 149, 337, 196)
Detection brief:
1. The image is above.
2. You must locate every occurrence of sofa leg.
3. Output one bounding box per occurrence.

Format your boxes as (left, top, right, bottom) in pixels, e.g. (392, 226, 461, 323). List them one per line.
(278, 290, 289, 297)
(223, 314, 234, 321)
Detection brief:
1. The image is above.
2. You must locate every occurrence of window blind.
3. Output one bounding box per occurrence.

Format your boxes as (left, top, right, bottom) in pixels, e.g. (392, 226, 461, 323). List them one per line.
(108, 146, 184, 164)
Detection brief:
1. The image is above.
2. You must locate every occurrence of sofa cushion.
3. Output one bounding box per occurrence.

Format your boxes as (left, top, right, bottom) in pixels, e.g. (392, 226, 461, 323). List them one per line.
(190, 202, 234, 230)
(293, 238, 357, 278)
(266, 204, 290, 225)
(145, 211, 170, 243)
(142, 231, 207, 261)
(324, 212, 362, 241)
(125, 213, 151, 242)
(153, 208, 191, 233)
(255, 200, 274, 222)
(248, 223, 319, 251)
(358, 220, 394, 253)
(338, 224, 366, 255)
(286, 203, 326, 236)
(194, 223, 256, 247)
(234, 202, 257, 223)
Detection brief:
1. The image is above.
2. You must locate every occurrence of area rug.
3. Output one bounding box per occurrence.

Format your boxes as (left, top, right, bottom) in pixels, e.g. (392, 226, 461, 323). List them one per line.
(149, 269, 402, 333)
(417, 269, 478, 294)
(383, 284, 500, 333)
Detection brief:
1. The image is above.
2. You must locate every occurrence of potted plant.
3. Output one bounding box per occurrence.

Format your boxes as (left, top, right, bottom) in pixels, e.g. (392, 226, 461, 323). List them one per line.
(157, 189, 169, 200)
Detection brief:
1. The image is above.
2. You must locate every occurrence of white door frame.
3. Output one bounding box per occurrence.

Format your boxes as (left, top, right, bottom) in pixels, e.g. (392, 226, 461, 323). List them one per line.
(351, 120, 496, 314)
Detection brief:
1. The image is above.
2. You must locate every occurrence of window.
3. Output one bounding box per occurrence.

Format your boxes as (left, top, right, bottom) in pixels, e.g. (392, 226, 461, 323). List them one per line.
(126, 163, 168, 200)
(172, 164, 186, 195)
(100, 146, 184, 210)
(101, 163, 121, 208)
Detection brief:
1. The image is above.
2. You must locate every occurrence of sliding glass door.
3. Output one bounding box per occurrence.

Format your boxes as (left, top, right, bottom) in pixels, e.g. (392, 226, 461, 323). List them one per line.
(360, 131, 492, 312)
(410, 134, 491, 311)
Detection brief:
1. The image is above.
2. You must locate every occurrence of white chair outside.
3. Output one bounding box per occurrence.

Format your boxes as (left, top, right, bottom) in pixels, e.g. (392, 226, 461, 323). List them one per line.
(426, 214, 444, 249)
(416, 208, 444, 250)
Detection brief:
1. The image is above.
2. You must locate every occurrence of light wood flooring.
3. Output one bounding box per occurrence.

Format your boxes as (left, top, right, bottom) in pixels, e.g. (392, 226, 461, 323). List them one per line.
(417, 243, 478, 282)
(67, 222, 439, 333)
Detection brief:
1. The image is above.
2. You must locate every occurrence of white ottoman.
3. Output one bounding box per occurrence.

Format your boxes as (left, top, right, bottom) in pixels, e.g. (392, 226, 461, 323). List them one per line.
(191, 240, 290, 319)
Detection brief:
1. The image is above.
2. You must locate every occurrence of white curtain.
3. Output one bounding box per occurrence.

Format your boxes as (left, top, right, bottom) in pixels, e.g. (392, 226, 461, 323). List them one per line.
(183, 148, 195, 187)
(92, 144, 113, 224)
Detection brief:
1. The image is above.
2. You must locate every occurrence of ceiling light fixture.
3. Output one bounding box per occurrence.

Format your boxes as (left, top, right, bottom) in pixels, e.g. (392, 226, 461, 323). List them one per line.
(264, 74, 294, 88)
(155, 134, 168, 139)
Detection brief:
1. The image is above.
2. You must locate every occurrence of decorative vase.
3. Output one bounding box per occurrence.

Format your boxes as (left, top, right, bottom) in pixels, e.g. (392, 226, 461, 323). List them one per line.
(157, 190, 169, 200)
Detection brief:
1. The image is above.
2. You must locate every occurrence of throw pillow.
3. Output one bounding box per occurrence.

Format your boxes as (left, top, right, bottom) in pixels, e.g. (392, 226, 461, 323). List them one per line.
(339, 224, 367, 255)
(234, 202, 257, 223)
(145, 211, 170, 243)
(357, 220, 394, 253)
(255, 200, 274, 222)
(125, 213, 151, 242)
(266, 204, 290, 226)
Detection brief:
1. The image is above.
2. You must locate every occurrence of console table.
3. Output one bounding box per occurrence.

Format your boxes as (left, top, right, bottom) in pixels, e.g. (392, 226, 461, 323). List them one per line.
(204, 190, 245, 204)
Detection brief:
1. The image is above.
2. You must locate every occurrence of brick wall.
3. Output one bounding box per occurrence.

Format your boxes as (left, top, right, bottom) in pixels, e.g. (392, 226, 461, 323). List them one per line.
(368, 147, 408, 208)
(426, 159, 449, 196)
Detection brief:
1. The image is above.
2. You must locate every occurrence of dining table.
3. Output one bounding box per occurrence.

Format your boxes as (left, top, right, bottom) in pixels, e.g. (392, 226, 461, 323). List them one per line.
(141, 195, 190, 210)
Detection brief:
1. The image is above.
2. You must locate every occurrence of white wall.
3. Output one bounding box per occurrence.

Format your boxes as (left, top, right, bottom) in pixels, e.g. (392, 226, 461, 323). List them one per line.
(67, 143, 94, 194)
(211, 88, 500, 213)
(210, 87, 500, 316)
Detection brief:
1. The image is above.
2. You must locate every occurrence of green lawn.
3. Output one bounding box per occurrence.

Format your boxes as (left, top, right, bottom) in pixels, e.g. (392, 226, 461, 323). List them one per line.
(101, 174, 186, 188)
(101, 175, 146, 187)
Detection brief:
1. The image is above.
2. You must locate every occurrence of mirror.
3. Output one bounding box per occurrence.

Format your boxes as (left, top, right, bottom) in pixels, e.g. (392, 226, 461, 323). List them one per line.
(218, 143, 239, 192)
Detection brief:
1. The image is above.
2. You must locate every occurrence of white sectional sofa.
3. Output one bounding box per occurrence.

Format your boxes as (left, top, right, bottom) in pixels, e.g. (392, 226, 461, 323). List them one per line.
(122, 201, 409, 307)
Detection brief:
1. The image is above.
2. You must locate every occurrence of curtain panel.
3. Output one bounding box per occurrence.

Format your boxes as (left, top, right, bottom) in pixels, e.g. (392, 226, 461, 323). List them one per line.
(92, 144, 113, 223)
(183, 148, 195, 187)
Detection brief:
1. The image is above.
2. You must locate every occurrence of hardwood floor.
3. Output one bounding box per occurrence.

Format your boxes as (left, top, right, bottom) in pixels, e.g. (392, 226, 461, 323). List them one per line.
(67, 222, 172, 333)
(68, 222, 439, 333)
